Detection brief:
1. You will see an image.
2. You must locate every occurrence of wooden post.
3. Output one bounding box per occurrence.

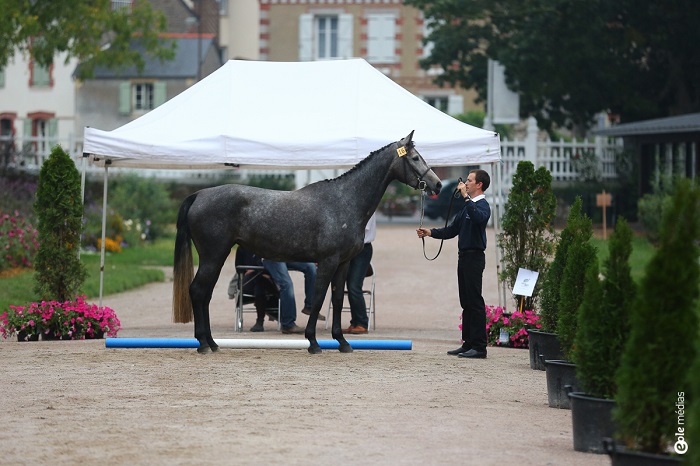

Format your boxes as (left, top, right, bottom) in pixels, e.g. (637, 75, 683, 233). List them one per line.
(596, 190, 612, 239)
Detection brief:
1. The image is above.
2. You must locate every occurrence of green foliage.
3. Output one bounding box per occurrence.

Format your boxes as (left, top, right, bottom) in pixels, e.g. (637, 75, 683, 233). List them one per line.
(615, 179, 699, 454)
(0, 175, 37, 219)
(497, 161, 557, 310)
(405, 0, 700, 130)
(33, 146, 87, 302)
(539, 197, 583, 332)
(0, 238, 175, 311)
(591, 234, 655, 285)
(574, 218, 636, 399)
(686, 329, 700, 465)
(556, 205, 595, 361)
(246, 174, 295, 191)
(637, 174, 675, 244)
(109, 174, 175, 241)
(0, 0, 175, 79)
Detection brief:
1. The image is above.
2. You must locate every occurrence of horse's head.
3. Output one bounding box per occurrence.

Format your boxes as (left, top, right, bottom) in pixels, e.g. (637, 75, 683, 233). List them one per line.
(392, 131, 442, 195)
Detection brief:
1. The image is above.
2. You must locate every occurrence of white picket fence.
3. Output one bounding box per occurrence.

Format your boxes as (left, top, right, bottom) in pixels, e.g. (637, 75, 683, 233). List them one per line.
(1, 117, 624, 191)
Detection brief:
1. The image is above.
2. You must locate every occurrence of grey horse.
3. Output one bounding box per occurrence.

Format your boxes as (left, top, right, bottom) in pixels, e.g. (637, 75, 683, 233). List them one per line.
(173, 131, 442, 354)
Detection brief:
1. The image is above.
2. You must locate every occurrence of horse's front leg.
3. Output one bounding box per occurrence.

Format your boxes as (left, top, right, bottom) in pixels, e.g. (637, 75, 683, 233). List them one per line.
(330, 262, 352, 353)
(305, 259, 340, 354)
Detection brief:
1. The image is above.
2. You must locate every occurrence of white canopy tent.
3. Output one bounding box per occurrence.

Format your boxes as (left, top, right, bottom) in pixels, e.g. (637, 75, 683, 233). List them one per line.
(82, 58, 504, 303)
(83, 58, 500, 168)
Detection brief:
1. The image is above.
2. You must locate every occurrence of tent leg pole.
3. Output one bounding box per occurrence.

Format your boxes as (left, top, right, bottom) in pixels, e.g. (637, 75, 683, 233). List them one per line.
(492, 161, 503, 309)
(79, 154, 87, 260)
(99, 165, 109, 307)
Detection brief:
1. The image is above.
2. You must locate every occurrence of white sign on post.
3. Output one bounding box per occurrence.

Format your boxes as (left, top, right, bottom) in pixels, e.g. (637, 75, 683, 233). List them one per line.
(512, 268, 539, 297)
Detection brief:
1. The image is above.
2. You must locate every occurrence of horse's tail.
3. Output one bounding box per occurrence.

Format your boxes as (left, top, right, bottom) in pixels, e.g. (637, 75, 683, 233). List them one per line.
(173, 194, 196, 323)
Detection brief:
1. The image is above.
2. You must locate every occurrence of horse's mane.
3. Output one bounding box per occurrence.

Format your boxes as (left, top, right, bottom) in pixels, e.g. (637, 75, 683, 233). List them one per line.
(325, 140, 415, 184)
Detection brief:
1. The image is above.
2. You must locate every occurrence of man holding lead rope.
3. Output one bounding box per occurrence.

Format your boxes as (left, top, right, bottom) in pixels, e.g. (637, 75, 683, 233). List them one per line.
(416, 169, 491, 359)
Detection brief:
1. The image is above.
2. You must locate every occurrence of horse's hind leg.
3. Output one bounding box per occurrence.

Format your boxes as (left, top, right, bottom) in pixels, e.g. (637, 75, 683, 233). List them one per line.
(190, 252, 229, 353)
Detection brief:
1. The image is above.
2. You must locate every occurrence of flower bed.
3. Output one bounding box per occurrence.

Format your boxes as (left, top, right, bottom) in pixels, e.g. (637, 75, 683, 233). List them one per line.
(0, 295, 121, 340)
(0, 210, 39, 272)
(461, 305, 541, 348)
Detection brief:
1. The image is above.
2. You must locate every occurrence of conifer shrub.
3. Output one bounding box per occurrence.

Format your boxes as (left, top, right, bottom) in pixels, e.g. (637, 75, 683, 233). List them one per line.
(497, 161, 557, 310)
(33, 145, 86, 302)
(615, 179, 699, 454)
(574, 218, 635, 398)
(538, 197, 583, 332)
(556, 203, 595, 361)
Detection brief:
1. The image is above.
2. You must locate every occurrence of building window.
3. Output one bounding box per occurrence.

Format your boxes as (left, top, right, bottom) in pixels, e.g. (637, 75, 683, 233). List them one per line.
(134, 83, 154, 111)
(30, 61, 52, 87)
(316, 16, 338, 59)
(299, 13, 353, 61)
(119, 81, 166, 115)
(423, 94, 464, 115)
(366, 13, 396, 63)
(219, 0, 228, 16)
(0, 68, 5, 88)
(425, 96, 448, 112)
(25, 112, 57, 159)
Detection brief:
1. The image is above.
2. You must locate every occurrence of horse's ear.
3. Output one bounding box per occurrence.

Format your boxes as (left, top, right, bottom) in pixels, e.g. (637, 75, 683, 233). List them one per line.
(405, 130, 415, 144)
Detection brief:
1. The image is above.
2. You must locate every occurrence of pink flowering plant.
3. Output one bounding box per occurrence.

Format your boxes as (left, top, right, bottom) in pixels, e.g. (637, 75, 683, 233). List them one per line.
(0, 210, 39, 272)
(0, 295, 121, 340)
(460, 305, 541, 348)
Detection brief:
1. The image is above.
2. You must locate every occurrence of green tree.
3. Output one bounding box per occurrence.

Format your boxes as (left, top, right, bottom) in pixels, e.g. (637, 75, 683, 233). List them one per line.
(615, 179, 699, 454)
(556, 203, 595, 361)
(33, 145, 86, 302)
(110, 174, 175, 241)
(0, 0, 175, 79)
(538, 197, 583, 332)
(497, 161, 557, 310)
(405, 0, 700, 132)
(574, 218, 635, 399)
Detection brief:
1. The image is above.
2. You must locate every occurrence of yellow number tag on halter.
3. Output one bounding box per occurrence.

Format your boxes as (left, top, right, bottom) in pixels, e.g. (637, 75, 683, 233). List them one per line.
(397, 146, 407, 157)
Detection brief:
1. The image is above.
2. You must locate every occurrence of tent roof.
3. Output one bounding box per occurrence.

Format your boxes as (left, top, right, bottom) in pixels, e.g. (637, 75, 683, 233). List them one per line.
(83, 59, 501, 169)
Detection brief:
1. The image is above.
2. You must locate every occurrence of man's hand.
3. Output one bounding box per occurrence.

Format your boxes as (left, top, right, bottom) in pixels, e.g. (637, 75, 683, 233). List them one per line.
(457, 181, 468, 198)
(416, 228, 431, 238)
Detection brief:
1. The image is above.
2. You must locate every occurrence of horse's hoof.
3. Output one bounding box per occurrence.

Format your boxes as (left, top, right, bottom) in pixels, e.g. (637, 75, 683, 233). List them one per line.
(308, 345, 322, 354)
(210, 344, 220, 353)
(197, 346, 212, 354)
(339, 343, 353, 353)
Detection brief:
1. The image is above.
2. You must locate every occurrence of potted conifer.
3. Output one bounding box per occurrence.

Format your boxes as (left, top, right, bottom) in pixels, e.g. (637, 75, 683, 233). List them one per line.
(567, 218, 635, 453)
(497, 160, 557, 311)
(605, 180, 699, 465)
(528, 198, 585, 370)
(544, 197, 595, 409)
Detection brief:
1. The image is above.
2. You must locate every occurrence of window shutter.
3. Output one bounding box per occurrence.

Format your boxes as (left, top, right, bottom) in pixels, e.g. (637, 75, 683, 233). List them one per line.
(48, 118, 58, 140)
(298, 14, 313, 61)
(119, 81, 131, 115)
(22, 118, 32, 152)
(367, 14, 396, 63)
(338, 14, 353, 58)
(153, 81, 167, 107)
(447, 94, 464, 115)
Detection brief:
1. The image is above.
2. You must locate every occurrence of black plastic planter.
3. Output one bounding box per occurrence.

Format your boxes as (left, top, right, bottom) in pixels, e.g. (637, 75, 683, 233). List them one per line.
(603, 438, 682, 465)
(544, 359, 578, 409)
(527, 329, 563, 370)
(568, 391, 616, 453)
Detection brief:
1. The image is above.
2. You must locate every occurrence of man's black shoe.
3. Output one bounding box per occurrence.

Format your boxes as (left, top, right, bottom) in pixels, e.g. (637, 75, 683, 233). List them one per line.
(458, 349, 487, 359)
(447, 346, 471, 355)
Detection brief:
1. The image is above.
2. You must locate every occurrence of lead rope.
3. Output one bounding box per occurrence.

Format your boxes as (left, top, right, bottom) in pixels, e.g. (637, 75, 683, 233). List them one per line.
(419, 178, 462, 261)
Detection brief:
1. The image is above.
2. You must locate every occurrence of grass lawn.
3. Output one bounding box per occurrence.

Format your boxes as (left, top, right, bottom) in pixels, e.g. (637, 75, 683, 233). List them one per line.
(590, 234, 657, 283)
(0, 238, 183, 311)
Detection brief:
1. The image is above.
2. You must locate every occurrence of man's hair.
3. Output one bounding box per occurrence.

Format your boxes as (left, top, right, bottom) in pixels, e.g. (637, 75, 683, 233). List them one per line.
(470, 169, 491, 191)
